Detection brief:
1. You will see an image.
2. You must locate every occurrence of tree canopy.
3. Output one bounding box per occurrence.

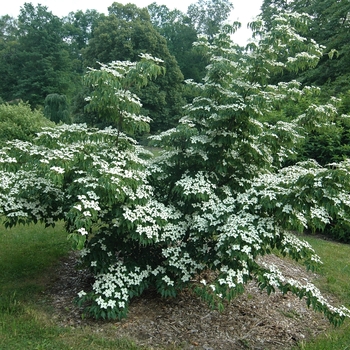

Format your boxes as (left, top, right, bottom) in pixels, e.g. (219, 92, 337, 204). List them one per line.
(0, 4, 78, 107)
(187, 0, 234, 39)
(147, 3, 206, 82)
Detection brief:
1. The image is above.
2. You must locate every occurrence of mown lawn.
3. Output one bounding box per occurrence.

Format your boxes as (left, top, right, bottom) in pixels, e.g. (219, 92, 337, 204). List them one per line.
(0, 222, 144, 350)
(294, 235, 350, 350)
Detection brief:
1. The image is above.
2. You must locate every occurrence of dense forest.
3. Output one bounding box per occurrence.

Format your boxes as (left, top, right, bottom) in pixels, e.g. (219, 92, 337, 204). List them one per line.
(1, 0, 349, 129)
(1, 0, 350, 175)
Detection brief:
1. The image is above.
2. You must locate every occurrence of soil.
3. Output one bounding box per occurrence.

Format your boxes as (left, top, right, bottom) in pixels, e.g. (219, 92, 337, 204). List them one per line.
(45, 253, 333, 350)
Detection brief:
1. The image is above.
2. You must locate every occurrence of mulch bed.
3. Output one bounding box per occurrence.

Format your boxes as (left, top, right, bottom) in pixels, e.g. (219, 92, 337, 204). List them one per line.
(45, 253, 332, 349)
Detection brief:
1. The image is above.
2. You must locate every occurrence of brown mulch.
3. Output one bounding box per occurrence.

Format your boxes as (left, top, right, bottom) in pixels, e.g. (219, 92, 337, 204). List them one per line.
(45, 253, 332, 349)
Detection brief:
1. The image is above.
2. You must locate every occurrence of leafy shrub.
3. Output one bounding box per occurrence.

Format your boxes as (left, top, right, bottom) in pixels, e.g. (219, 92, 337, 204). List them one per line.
(0, 102, 54, 145)
(328, 221, 350, 243)
(0, 14, 350, 326)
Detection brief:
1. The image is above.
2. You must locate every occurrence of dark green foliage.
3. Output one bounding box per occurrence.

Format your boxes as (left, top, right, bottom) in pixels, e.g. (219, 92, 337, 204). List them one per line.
(63, 9, 102, 55)
(299, 118, 350, 166)
(328, 221, 350, 243)
(0, 4, 80, 108)
(82, 3, 185, 132)
(63, 9, 104, 77)
(0, 15, 20, 103)
(148, 3, 208, 82)
(44, 94, 71, 124)
(70, 88, 99, 126)
(148, 0, 235, 83)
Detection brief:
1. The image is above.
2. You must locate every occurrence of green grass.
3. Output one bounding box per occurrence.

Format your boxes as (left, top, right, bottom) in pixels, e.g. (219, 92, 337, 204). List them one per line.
(293, 235, 350, 350)
(0, 222, 145, 350)
(0, 222, 69, 296)
(145, 146, 163, 157)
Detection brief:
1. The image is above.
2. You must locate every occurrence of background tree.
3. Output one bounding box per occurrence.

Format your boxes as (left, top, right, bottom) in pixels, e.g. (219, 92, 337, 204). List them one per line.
(63, 10, 102, 55)
(187, 0, 233, 39)
(147, 3, 208, 82)
(63, 9, 103, 75)
(44, 94, 71, 124)
(83, 2, 185, 132)
(148, 0, 235, 82)
(0, 3, 79, 107)
(0, 15, 20, 103)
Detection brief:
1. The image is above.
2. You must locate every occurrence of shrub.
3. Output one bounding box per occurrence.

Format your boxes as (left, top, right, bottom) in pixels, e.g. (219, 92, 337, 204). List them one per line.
(0, 14, 350, 326)
(0, 102, 54, 145)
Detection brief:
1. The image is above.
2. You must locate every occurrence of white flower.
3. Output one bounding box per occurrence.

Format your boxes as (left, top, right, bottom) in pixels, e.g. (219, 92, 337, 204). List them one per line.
(139, 53, 164, 63)
(77, 227, 88, 236)
(73, 204, 82, 211)
(78, 290, 86, 298)
(107, 299, 116, 308)
(50, 166, 65, 174)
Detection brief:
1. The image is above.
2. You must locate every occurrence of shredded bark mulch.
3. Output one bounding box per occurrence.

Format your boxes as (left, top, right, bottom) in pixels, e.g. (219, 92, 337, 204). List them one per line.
(45, 253, 333, 349)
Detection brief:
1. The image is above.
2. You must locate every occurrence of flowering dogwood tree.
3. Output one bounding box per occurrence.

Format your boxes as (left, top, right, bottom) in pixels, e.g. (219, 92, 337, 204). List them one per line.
(1, 13, 350, 324)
